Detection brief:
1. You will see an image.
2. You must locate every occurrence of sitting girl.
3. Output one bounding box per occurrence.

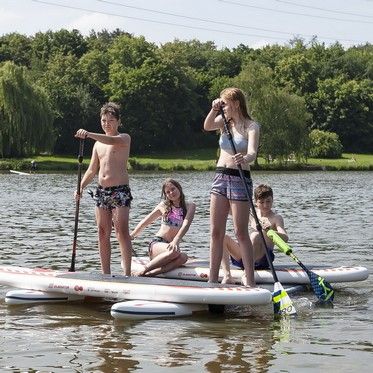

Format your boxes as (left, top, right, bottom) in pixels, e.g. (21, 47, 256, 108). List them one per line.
(129, 178, 196, 276)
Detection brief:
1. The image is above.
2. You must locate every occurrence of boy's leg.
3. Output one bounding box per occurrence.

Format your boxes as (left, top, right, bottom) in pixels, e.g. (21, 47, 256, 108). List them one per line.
(95, 207, 113, 274)
(113, 206, 132, 276)
(250, 231, 267, 262)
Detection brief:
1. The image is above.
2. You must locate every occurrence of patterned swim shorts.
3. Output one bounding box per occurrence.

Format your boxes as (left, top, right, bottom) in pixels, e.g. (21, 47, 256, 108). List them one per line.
(89, 184, 133, 210)
(210, 167, 253, 201)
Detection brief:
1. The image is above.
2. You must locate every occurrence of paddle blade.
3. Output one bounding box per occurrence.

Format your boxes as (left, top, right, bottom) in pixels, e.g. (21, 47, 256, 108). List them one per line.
(272, 282, 297, 316)
(308, 270, 334, 303)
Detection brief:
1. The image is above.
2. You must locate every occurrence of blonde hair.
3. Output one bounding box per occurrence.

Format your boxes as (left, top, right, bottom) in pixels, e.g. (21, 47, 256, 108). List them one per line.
(220, 87, 252, 120)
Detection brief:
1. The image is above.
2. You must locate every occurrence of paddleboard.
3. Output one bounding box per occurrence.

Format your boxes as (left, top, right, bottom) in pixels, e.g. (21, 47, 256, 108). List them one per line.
(111, 300, 208, 320)
(132, 257, 369, 284)
(0, 266, 272, 306)
(9, 170, 31, 175)
(5, 289, 85, 304)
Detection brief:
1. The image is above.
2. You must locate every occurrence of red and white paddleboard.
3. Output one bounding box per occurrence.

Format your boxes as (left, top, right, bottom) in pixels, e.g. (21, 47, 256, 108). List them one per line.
(132, 257, 369, 284)
(0, 266, 272, 306)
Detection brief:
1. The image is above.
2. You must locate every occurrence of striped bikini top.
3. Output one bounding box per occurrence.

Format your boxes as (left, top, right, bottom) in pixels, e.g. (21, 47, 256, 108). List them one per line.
(161, 205, 184, 228)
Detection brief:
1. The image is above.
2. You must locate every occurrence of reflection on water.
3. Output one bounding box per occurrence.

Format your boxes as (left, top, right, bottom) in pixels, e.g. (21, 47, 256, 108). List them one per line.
(0, 171, 372, 372)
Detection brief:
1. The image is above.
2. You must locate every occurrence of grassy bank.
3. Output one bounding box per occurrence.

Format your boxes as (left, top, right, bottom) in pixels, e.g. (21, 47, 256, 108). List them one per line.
(1, 149, 373, 172)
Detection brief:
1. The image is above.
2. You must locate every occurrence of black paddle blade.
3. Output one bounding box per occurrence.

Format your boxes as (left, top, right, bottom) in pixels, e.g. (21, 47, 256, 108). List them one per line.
(308, 271, 334, 303)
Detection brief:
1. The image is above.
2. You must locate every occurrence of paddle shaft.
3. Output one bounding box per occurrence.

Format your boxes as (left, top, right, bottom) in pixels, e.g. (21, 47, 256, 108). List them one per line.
(219, 108, 280, 283)
(69, 139, 85, 272)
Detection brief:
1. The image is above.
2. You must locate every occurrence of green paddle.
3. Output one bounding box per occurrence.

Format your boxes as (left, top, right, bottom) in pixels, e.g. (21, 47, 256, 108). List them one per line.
(267, 230, 334, 303)
(219, 108, 296, 316)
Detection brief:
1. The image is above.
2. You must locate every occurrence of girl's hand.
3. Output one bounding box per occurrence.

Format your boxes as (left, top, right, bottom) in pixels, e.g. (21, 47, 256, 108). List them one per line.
(167, 241, 180, 252)
(212, 98, 224, 112)
(232, 153, 246, 165)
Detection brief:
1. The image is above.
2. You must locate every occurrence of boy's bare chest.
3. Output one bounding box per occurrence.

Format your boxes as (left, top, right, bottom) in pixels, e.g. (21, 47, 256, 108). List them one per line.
(96, 144, 122, 160)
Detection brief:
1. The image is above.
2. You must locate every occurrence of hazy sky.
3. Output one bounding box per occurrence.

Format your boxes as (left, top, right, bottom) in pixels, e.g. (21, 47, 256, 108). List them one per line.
(1, 0, 372, 49)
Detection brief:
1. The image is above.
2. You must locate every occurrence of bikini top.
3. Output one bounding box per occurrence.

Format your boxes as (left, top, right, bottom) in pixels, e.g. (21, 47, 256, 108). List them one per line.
(161, 205, 184, 228)
(219, 129, 248, 154)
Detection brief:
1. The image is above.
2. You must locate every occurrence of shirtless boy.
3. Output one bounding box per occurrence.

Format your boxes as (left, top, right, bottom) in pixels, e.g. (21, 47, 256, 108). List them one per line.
(74, 102, 133, 275)
(222, 184, 288, 283)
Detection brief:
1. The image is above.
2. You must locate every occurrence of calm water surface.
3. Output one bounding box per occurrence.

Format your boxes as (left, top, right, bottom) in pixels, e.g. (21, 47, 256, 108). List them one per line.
(0, 171, 372, 372)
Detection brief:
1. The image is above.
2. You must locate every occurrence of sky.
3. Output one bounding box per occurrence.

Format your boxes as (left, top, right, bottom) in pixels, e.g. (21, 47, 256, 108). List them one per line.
(1, 0, 373, 49)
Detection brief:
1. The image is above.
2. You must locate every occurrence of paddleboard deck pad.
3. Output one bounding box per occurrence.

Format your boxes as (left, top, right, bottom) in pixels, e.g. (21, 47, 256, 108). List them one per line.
(0, 266, 271, 306)
(132, 257, 369, 284)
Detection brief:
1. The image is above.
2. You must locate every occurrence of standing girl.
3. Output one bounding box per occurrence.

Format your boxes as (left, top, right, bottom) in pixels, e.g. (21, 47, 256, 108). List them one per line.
(203, 87, 260, 286)
(130, 178, 196, 276)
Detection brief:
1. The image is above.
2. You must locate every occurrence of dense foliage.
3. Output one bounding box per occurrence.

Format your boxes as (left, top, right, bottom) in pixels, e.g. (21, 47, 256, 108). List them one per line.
(0, 30, 372, 158)
(308, 129, 343, 159)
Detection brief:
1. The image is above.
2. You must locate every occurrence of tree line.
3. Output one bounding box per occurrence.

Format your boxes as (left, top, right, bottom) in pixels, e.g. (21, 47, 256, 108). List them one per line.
(0, 29, 372, 161)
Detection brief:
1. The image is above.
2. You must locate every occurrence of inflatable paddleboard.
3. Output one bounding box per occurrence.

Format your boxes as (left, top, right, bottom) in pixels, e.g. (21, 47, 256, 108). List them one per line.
(0, 266, 272, 306)
(132, 257, 369, 284)
(5, 289, 85, 304)
(111, 300, 208, 320)
(9, 170, 31, 175)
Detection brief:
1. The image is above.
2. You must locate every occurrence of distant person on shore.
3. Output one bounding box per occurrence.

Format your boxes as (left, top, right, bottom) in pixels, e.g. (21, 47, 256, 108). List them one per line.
(221, 184, 288, 284)
(74, 102, 133, 276)
(129, 178, 195, 276)
(203, 87, 260, 287)
(30, 160, 37, 173)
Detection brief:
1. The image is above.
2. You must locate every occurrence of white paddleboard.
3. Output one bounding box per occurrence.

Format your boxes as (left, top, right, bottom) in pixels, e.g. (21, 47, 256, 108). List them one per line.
(5, 289, 85, 305)
(132, 257, 369, 284)
(111, 300, 208, 320)
(9, 170, 31, 175)
(0, 266, 272, 306)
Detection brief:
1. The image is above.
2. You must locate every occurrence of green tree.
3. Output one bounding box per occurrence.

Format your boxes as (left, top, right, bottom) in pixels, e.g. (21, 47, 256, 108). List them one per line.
(31, 29, 88, 62)
(275, 53, 317, 95)
(38, 53, 98, 154)
(308, 129, 343, 158)
(0, 33, 32, 66)
(235, 63, 310, 163)
(307, 76, 373, 152)
(0, 62, 55, 157)
(106, 39, 200, 152)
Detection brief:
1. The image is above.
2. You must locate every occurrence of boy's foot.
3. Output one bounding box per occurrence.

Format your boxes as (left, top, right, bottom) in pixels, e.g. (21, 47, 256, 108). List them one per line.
(221, 275, 235, 284)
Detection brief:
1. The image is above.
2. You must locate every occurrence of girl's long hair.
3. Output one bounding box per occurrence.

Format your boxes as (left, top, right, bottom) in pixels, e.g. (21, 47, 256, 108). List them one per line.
(220, 87, 252, 121)
(161, 178, 187, 217)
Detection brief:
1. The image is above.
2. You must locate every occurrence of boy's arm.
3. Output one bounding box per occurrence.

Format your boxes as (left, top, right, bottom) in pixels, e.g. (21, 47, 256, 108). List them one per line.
(87, 132, 130, 146)
(75, 129, 130, 146)
(273, 215, 289, 242)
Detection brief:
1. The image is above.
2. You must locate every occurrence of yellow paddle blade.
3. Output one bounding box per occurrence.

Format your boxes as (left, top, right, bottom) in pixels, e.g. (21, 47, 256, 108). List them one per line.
(273, 282, 297, 316)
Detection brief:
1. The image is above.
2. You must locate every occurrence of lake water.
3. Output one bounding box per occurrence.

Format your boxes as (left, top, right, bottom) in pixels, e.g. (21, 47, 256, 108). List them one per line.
(0, 171, 372, 372)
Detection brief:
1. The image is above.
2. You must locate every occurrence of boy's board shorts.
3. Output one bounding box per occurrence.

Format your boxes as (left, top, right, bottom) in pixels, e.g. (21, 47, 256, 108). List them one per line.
(89, 184, 133, 211)
(231, 249, 275, 270)
(211, 167, 253, 201)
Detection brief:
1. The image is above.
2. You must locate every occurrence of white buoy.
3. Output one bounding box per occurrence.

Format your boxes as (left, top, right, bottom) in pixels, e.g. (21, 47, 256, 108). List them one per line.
(111, 300, 208, 320)
(5, 289, 84, 305)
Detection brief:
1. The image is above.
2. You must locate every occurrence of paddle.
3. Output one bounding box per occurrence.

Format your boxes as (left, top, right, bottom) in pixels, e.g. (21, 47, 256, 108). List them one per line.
(267, 229, 334, 303)
(69, 138, 85, 272)
(219, 108, 296, 316)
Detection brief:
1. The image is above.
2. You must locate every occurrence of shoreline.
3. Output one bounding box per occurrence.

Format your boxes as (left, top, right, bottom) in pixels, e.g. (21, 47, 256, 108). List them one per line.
(1, 151, 373, 172)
